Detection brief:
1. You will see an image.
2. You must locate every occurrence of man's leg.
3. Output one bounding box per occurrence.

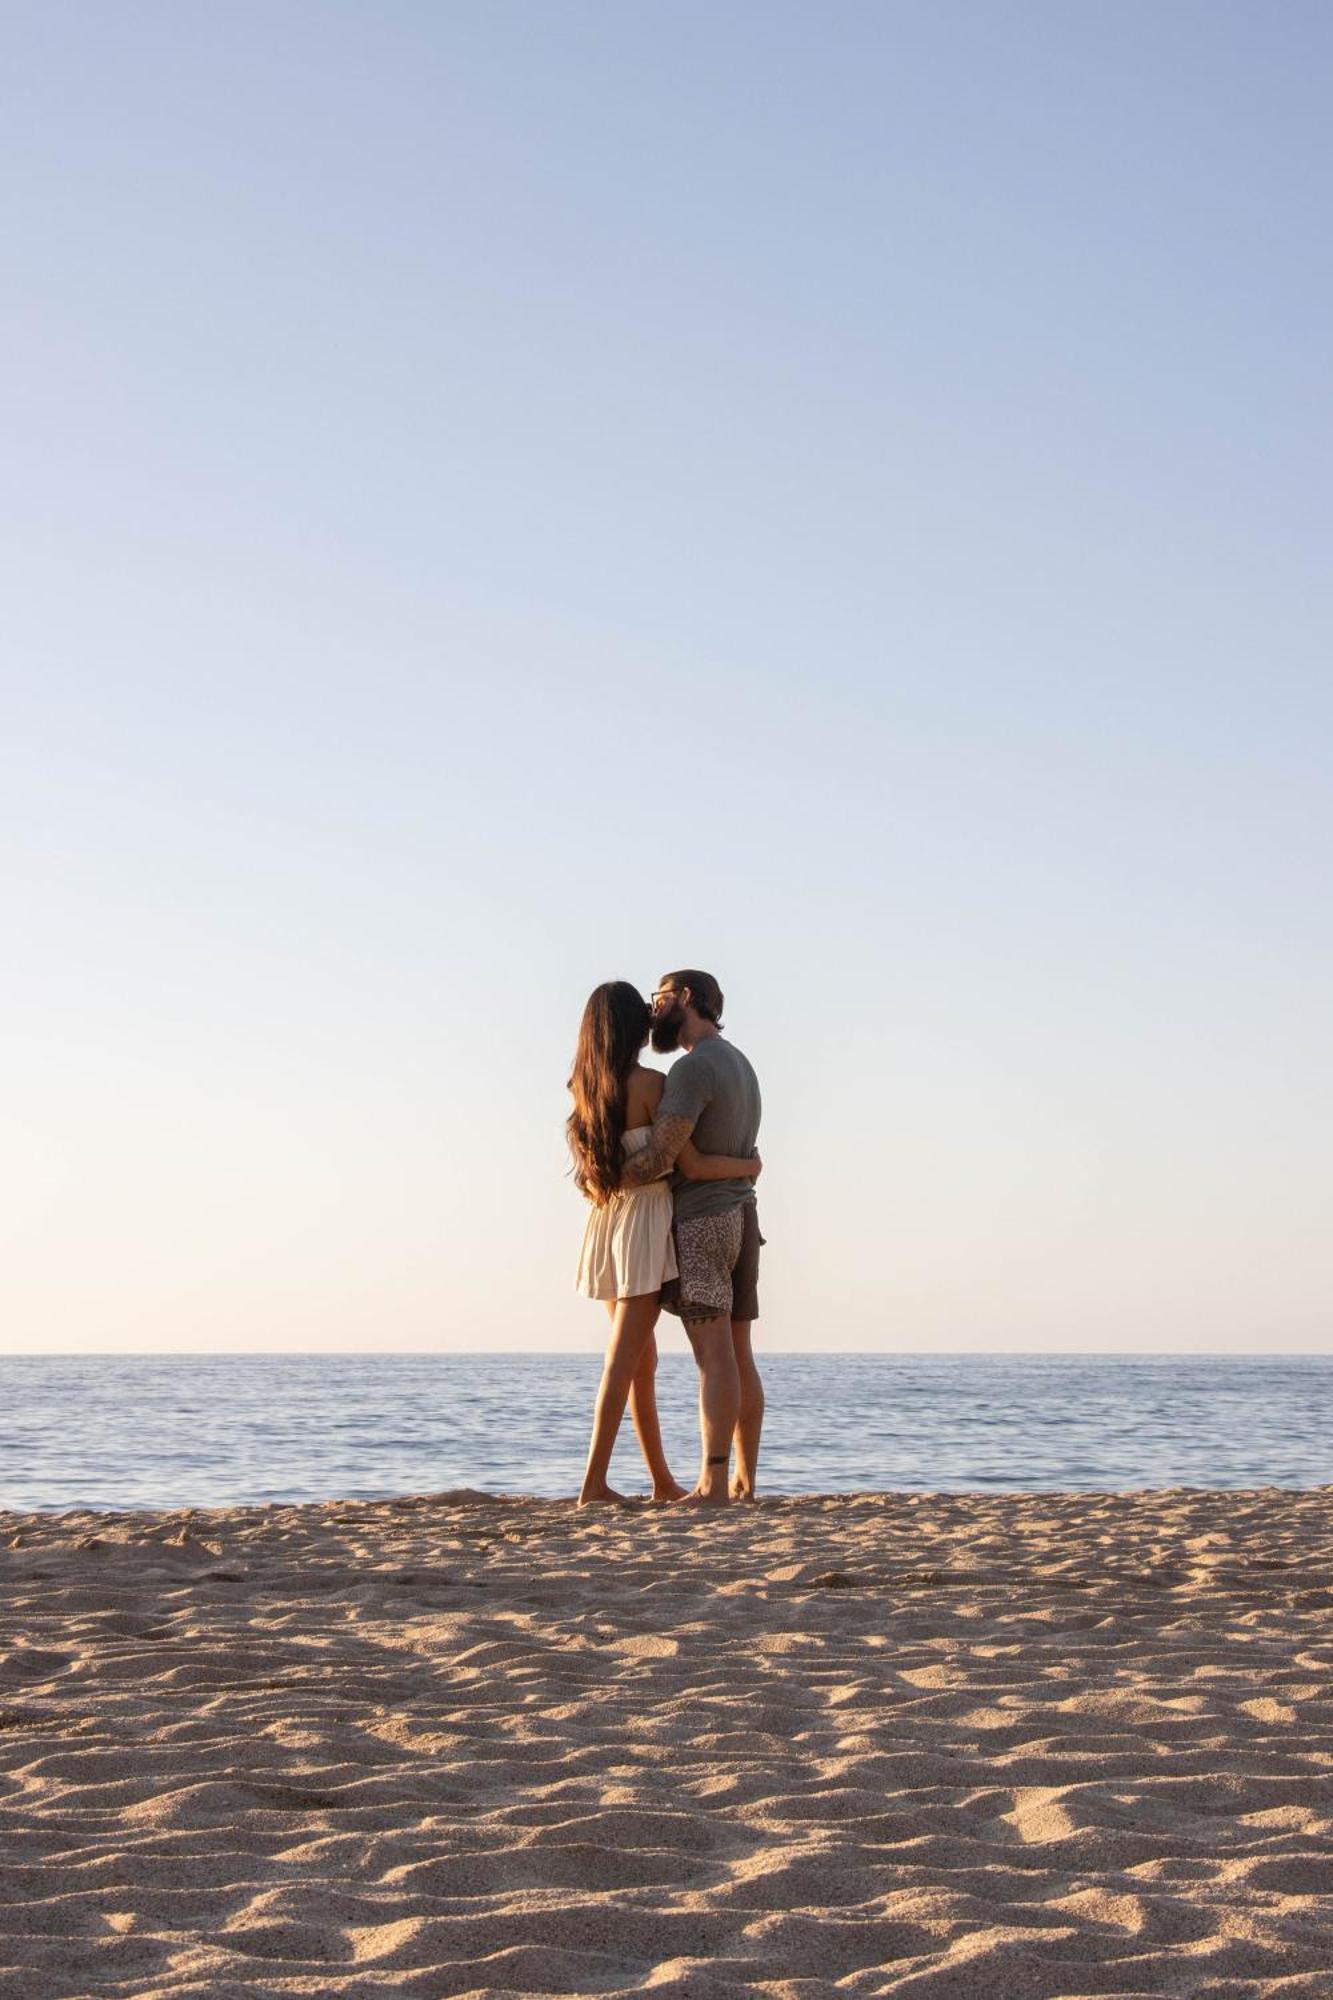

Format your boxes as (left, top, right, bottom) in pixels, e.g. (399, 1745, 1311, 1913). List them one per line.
(683, 1315, 739, 1503)
(730, 1319, 763, 1500)
(671, 1210, 745, 1504)
(729, 1203, 764, 1499)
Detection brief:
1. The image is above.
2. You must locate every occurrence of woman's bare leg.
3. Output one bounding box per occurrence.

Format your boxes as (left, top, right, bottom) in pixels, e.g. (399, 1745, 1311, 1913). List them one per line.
(627, 1331, 687, 1502)
(578, 1296, 661, 1505)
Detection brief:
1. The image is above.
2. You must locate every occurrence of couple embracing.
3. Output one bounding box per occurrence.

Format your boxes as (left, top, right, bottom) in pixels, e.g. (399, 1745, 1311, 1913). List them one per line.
(567, 969, 764, 1508)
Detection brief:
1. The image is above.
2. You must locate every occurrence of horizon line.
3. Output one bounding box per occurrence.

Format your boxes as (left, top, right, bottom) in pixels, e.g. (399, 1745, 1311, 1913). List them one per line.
(2, 1348, 1329, 1362)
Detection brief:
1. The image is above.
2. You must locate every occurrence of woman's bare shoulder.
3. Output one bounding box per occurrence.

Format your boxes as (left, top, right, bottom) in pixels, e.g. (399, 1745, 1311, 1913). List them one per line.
(625, 1065, 666, 1123)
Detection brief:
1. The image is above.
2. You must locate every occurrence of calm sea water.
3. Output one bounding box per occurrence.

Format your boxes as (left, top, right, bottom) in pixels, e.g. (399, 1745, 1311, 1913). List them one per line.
(2, 1354, 1331, 1515)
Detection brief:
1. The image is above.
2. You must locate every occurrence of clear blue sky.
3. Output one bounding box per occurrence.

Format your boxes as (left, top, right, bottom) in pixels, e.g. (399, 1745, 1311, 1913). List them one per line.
(4, 2, 1330, 1352)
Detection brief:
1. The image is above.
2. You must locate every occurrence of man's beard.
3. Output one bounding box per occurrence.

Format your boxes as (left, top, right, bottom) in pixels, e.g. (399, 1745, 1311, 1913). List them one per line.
(650, 1008, 684, 1054)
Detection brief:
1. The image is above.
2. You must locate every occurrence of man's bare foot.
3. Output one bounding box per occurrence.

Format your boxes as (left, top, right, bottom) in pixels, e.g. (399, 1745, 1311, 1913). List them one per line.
(651, 1480, 689, 1503)
(576, 1484, 629, 1507)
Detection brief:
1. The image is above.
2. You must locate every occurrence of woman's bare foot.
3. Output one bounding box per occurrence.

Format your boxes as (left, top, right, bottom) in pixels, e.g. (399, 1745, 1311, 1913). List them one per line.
(681, 1485, 731, 1506)
(730, 1481, 756, 1502)
(651, 1480, 689, 1503)
(576, 1484, 629, 1507)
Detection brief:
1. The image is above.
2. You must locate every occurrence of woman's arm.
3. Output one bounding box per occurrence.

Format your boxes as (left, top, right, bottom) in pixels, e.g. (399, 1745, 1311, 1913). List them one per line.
(676, 1139, 762, 1182)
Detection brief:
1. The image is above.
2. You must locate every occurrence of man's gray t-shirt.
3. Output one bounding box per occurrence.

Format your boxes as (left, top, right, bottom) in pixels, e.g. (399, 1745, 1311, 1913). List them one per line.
(661, 1036, 762, 1223)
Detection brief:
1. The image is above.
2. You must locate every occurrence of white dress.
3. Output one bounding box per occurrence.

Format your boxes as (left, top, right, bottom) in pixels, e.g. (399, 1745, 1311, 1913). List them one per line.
(576, 1126, 679, 1301)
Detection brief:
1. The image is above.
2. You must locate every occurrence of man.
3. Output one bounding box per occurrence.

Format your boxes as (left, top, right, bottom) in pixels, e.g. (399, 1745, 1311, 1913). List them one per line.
(619, 970, 764, 1505)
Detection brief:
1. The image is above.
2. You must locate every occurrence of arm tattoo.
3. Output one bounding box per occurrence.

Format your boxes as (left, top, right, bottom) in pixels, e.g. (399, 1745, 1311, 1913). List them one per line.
(619, 1113, 695, 1187)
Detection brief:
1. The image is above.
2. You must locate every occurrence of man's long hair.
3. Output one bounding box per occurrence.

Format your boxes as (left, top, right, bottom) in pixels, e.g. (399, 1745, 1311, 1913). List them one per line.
(567, 981, 650, 1205)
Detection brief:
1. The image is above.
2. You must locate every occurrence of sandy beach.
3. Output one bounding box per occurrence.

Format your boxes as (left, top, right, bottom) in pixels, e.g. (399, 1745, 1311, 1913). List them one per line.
(2, 1488, 1331, 1999)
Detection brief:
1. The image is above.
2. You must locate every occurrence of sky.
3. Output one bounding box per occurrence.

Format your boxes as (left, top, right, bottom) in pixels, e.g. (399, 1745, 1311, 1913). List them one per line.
(3, 2, 1330, 1355)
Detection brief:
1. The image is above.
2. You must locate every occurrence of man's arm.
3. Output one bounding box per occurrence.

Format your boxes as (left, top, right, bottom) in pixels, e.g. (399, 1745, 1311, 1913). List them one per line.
(619, 1112, 696, 1187)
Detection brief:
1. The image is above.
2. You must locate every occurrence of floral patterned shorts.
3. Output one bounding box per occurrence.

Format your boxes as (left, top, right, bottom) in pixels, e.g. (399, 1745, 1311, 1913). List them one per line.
(661, 1203, 762, 1324)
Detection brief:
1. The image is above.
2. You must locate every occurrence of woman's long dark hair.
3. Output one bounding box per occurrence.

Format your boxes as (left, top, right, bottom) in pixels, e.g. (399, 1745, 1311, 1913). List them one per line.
(567, 981, 650, 1205)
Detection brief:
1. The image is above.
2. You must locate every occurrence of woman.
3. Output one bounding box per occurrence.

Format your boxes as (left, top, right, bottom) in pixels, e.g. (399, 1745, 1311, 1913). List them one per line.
(568, 980, 761, 1506)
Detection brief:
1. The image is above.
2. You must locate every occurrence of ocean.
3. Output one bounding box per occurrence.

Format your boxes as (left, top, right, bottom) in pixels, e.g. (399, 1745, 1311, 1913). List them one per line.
(2, 1352, 1330, 1514)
